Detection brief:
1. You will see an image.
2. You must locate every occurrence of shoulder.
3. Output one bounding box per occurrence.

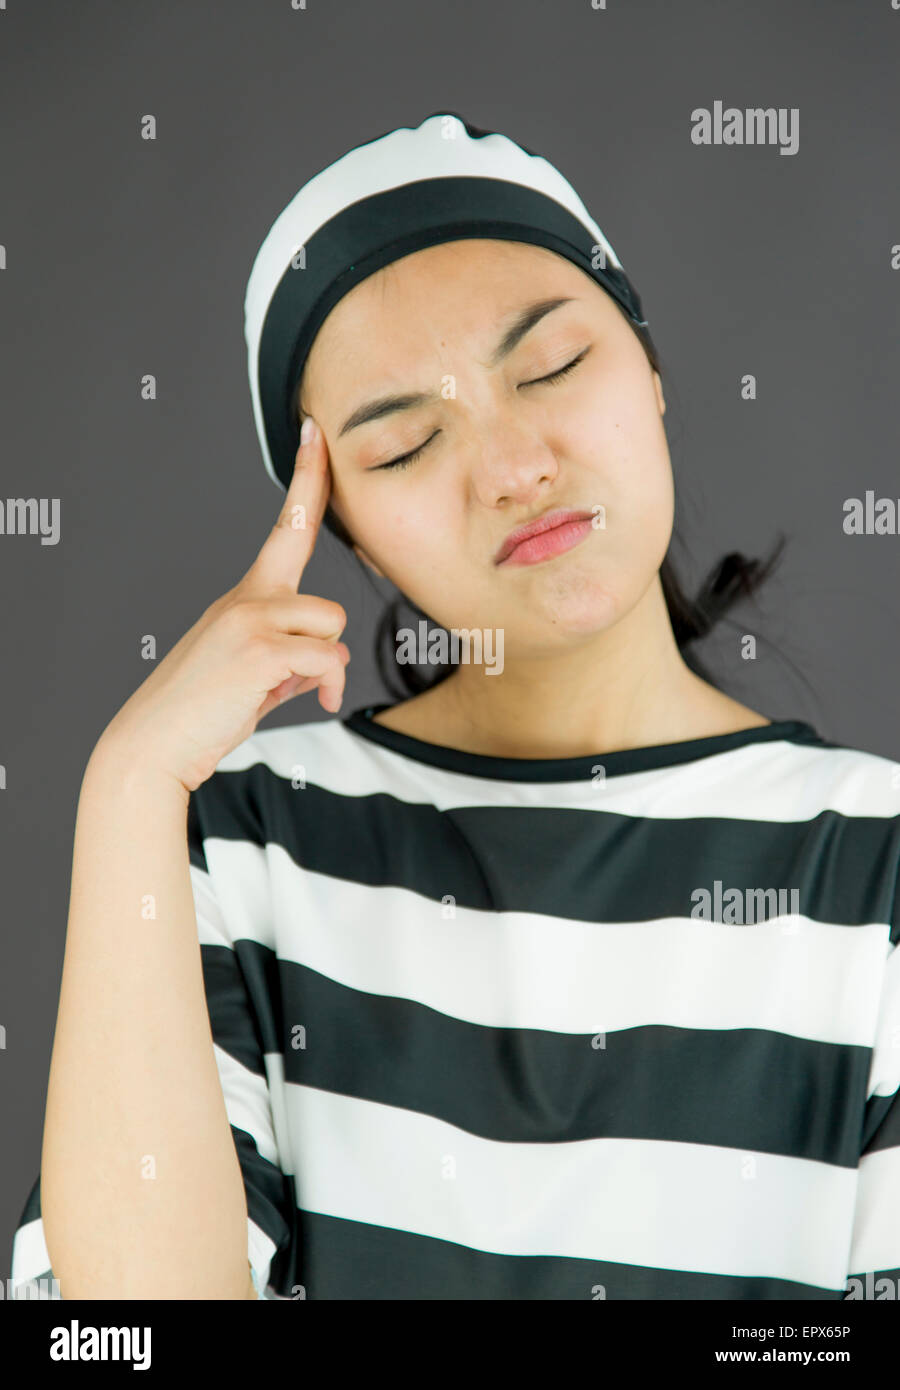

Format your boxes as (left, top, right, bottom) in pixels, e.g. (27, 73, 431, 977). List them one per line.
(773, 730, 900, 819)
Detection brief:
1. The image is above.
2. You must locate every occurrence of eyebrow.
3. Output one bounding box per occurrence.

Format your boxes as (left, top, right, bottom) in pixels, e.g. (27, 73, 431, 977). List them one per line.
(335, 295, 577, 438)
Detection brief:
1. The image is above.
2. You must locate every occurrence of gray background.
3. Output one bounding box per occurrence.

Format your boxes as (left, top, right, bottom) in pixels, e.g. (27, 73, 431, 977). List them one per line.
(2, 0, 899, 1266)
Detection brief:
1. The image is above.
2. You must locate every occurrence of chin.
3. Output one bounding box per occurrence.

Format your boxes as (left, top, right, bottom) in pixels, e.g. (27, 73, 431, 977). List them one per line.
(503, 594, 625, 648)
(531, 566, 629, 629)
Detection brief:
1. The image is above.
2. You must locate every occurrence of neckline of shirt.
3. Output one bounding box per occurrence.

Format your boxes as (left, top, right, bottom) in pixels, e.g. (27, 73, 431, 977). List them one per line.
(341, 703, 828, 783)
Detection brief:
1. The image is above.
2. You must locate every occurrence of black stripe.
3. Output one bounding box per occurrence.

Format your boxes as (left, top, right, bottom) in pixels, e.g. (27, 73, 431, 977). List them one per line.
(189, 764, 900, 937)
(860, 1087, 900, 1154)
(187, 787, 209, 871)
(200, 941, 287, 1065)
(230, 1125, 299, 1287)
(13, 1171, 41, 1229)
(201, 944, 869, 1167)
(283, 1209, 846, 1300)
(345, 705, 830, 780)
(257, 177, 646, 489)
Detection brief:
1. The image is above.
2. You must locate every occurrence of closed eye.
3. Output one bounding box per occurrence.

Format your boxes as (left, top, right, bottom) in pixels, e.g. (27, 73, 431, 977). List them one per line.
(519, 345, 591, 389)
(373, 428, 441, 472)
(373, 346, 591, 472)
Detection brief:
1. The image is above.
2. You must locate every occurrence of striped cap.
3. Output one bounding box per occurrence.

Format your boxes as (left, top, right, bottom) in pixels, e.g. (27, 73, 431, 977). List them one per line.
(243, 110, 648, 492)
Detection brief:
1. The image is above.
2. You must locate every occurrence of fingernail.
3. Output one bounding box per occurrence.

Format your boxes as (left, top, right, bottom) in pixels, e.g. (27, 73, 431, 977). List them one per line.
(300, 416, 318, 446)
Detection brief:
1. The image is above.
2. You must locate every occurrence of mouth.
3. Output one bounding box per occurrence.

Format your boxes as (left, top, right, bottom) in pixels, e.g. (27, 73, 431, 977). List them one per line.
(494, 508, 597, 567)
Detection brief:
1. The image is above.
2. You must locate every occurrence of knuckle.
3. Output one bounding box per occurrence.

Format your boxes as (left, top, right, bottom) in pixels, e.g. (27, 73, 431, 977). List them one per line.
(243, 630, 276, 665)
(325, 601, 347, 631)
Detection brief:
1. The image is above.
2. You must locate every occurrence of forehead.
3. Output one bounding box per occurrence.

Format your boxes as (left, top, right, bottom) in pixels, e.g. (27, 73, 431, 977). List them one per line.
(300, 240, 596, 389)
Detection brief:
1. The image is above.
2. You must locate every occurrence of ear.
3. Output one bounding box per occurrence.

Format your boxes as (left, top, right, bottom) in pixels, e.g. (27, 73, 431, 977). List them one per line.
(352, 542, 387, 580)
(652, 370, 666, 417)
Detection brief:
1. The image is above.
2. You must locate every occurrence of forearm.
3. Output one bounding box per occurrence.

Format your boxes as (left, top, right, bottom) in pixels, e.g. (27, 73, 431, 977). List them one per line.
(40, 739, 252, 1299)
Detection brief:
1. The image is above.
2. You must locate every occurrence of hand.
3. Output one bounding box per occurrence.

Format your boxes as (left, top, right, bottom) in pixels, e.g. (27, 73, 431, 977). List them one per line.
(98, 418, 351, 793)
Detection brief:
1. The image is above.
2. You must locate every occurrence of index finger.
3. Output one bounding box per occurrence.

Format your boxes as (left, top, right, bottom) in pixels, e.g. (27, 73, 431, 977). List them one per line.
(245, 417, 331, 593)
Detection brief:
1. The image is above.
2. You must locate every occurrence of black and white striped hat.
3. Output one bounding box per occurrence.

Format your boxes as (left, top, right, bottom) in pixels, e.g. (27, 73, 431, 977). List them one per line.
(244, 110, 648, 492)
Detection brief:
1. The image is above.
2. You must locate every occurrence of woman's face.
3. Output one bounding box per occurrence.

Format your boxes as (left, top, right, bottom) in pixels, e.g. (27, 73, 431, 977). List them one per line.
(298, 238, 674, 657)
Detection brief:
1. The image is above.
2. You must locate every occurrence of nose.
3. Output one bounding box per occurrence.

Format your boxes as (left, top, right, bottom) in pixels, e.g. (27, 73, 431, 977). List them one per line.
(468, 408, 559, 508)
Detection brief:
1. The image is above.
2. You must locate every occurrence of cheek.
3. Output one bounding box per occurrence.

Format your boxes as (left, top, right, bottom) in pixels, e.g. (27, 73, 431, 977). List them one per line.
(574, 382, 671, 497)
(564, 388, 674, 575)
(344, 492, 452, 591)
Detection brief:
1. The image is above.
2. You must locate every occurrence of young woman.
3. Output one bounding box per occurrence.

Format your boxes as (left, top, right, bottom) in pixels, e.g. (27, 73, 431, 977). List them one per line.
(10, 111, 900, 1301)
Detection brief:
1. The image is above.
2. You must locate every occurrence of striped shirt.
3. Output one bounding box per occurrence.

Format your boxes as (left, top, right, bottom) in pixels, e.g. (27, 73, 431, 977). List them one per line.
(10, 705, 900, 1299)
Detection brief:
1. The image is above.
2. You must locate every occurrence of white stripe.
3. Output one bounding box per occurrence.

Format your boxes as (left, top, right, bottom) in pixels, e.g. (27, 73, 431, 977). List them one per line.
(190, 855, 276, 952)
(197, 840, 888, 1048)
(215, 719, 900, 821)
(282, 1082, 854, 1290)
(247, 1215, 279, 1298)
(9, 1216, 57, 1295)
(212, 1042, 281, 1169)
(847, 1145, 900, 1275)
(866, 942, 900, 1097)
(266, 1052, 295, 1177)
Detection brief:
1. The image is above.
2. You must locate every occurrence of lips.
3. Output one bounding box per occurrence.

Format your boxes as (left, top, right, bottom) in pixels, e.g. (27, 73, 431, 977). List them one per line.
(494, 507, 596, 565)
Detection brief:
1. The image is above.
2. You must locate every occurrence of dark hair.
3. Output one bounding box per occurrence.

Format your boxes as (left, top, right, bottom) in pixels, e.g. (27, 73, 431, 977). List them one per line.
(306, 306, 787, 703)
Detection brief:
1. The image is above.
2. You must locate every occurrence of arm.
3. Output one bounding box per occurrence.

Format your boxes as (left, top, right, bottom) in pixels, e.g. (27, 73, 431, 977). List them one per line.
(35, 421, 343, 1300)
(39, 738, 255, 1299)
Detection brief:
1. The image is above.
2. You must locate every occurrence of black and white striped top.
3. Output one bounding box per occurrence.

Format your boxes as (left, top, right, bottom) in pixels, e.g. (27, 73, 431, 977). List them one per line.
(11, 706, 900, 1299)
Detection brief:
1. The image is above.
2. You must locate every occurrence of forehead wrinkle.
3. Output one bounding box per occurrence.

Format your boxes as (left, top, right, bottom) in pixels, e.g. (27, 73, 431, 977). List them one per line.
(310, 246, 582, 435)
